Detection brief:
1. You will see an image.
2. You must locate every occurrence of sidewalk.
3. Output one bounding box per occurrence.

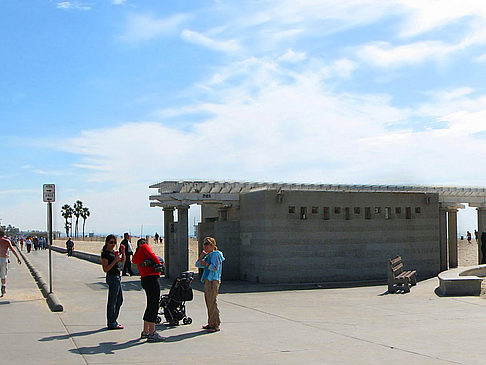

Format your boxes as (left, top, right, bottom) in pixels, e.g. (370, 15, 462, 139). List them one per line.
(4, 248, 486, 364)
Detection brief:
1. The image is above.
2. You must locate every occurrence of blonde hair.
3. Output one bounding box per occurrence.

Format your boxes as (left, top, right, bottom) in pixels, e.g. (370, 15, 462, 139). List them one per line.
(204, 237, 218, 250)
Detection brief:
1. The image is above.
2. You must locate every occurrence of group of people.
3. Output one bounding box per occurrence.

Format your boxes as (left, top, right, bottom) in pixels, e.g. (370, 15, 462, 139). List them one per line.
(100, 233, 225, 342)
(9, 235, 47, 253)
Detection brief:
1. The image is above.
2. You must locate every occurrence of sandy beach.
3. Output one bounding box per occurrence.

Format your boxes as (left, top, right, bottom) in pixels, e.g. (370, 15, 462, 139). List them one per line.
(53, 236, 199, 272)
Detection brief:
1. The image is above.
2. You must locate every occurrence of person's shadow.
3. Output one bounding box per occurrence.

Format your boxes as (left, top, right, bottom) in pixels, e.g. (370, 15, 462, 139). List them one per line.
(164, 329, 210, 342)
(70, 339, 144, 355)
(40, 328, 107, 341)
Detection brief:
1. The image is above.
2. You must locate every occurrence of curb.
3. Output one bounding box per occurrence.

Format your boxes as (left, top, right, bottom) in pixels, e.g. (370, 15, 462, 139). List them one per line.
(16, 247, 64, 312)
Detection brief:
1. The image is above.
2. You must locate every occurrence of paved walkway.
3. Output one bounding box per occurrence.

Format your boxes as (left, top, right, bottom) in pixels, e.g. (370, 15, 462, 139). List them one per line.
(3, 249, 486, 364)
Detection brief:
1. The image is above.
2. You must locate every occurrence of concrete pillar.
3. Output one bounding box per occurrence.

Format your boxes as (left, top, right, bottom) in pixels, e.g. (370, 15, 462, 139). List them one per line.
(447, 208, 458, 268)
(477, 207, 486, 264)
(439, 206, 448, 271)
(163, 207, 174, 277)
(169, 205, 189, 278)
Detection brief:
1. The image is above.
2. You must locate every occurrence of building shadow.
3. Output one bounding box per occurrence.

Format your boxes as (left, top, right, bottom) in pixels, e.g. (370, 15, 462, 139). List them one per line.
(39, 328, 107, 342)
(70, 339, 144, 355)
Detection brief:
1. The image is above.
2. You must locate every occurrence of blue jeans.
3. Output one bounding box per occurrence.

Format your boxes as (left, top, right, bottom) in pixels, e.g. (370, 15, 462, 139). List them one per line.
(106, 274, 123, 328)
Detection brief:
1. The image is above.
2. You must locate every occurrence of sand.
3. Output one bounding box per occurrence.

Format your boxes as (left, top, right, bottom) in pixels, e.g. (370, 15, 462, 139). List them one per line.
(53, 236, 199, 271)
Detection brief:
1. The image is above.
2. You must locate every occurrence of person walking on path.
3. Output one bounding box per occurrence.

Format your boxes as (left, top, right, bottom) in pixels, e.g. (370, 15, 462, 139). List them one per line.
(66, 237, 74, 256)
(101, 234, 125, 330)
(467, 231, 472, 244)
(195, 236, 225, 333)
(132, 238, 165, 342)
(0, 229, 22, 297)
(154, 232, 159, 244)
(25, 237, 32, 253)
(120, 233, 134, 276)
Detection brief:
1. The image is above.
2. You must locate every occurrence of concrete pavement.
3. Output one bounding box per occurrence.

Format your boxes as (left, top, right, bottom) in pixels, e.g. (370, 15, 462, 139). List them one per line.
(3, 248, 486, 364)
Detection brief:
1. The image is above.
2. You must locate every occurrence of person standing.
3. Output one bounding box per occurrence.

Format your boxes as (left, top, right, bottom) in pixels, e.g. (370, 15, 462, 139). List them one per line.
(0, 229, 22, 297)
(25, 237, 32, 253)
(481, 232, 486, 265)
(154, 232, 159, 244)
(195, 237, 225, 333)
(467, 231, 472, 244)
(132, 238, 165, 342)
(120, 233, 134, 276)
(66, 237, 74, 256)
(101, 234, 125, 330)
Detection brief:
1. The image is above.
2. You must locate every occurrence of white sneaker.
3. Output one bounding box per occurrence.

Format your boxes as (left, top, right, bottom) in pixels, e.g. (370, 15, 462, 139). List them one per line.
(140, 331, 149, 339)
(147, 331, 166, 342)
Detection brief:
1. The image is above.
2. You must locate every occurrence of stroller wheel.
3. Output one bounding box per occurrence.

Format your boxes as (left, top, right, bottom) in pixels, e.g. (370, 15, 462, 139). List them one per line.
(183, 317, 192, 325)
(156, 316, 162, 324)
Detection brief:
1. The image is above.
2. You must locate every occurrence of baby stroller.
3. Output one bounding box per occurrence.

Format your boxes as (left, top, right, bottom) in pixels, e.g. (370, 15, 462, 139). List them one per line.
(157, 271, 195, 326)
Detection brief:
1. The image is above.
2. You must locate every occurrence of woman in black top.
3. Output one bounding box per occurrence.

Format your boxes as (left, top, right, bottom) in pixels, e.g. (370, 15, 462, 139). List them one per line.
(101, 234, 125, 330)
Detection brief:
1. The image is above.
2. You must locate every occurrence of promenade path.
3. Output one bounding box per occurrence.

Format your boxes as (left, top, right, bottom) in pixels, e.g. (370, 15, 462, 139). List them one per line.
(3, 249, 486, 364)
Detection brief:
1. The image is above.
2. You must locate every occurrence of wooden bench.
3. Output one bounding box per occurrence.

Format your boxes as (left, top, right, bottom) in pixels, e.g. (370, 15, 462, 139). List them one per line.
(387, 256, 417, 293)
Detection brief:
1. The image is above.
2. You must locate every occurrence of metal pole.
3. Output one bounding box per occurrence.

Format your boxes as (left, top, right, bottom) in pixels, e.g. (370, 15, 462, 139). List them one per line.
(48, 202, 53, 293)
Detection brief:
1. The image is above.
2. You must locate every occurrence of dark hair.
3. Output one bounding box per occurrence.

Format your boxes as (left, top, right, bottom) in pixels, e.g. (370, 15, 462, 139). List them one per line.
(102, 234, 116, 252)
(124, 232, 129, 238)
(0, 230, 4, 237)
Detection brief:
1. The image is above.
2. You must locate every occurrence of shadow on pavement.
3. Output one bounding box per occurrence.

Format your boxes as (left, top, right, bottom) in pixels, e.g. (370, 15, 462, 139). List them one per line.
(40, 328, 107, 341)
(71, 339, 144, 355)
(164, 329, 210, 342)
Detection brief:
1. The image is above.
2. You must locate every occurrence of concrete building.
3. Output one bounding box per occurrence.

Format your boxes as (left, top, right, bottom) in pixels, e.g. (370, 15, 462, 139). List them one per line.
(150, 181, 486, 284)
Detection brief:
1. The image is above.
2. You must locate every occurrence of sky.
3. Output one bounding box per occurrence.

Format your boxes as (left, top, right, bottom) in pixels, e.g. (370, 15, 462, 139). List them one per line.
(2, 0, 486, 236)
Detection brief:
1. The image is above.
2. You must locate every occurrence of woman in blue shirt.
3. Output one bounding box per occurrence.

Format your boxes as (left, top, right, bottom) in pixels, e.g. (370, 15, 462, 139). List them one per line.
(196, 236, 225, 332)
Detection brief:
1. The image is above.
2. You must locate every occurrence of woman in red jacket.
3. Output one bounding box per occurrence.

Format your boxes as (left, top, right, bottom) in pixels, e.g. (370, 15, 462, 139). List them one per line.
(132, 238, 165, 342)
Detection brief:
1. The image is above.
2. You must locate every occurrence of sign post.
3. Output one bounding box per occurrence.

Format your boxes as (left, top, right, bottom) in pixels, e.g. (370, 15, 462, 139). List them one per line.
(43, 184, 55, 294)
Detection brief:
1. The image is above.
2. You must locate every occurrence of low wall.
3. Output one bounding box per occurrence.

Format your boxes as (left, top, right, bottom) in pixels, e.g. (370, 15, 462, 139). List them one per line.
(438, 265, 486, 296)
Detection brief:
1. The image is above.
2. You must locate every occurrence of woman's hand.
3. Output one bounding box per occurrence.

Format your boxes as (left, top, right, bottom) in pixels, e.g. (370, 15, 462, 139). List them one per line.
(114, 251, 121, 263)
(199, 251, 207, 260)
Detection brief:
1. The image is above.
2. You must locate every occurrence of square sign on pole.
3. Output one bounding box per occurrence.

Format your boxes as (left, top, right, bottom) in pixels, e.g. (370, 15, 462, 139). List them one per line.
(43, 184, 55, 202)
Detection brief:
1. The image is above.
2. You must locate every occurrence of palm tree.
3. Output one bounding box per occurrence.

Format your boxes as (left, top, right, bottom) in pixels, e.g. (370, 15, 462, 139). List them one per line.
(73, 200, 83, 238)
(81, 207, 90, 239)
(61, 204, 74, 237)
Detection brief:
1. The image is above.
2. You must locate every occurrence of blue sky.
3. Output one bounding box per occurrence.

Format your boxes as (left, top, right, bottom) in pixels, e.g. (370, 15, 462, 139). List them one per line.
(2, 0, 486, 235)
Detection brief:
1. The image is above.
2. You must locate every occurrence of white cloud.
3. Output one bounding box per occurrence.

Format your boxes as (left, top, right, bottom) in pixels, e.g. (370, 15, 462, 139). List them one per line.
(278, 49, 306, 63)
(119, 13, 188, 43)
(356, 40, 458, 67)
(56, 1, 91, 10)
(181, 29, 240, 52)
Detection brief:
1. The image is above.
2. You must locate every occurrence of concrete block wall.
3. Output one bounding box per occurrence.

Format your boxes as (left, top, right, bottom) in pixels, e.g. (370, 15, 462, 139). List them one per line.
(198, 221, 241, 280)
(239, 190, 440, 284)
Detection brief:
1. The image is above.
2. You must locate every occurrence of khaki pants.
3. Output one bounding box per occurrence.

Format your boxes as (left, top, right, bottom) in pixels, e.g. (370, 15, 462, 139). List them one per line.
(204, 279, 221, 328)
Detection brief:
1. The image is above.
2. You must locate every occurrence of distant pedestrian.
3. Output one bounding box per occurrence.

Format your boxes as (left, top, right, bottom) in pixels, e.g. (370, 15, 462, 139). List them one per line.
(481, 232, 486, 264)
(66, 237, 74, 256)
(120, 233, 134, 276)
(26, 237, 32, 253)
(475, 230, 479, 243)
(154, 232, 159, 244)
(0, 229, 22, 297)
(132, 237, 165, 342)
(196, 237, 225, 333)
(101, 234, 125, 330)
(20, 237, 24, 251)
(467, 231, 472, 244)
